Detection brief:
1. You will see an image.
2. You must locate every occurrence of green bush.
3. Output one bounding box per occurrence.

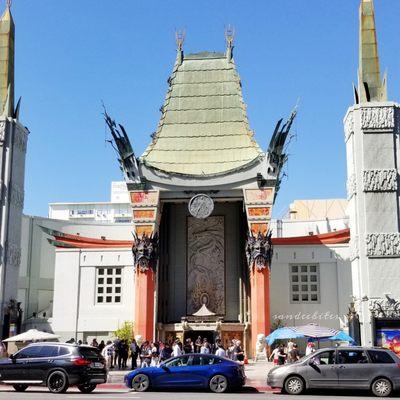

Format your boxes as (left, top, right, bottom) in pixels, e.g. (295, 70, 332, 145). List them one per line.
(114, 321, 134, 343)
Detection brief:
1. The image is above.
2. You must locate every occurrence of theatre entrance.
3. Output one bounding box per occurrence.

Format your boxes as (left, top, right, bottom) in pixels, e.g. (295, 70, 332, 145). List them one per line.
(184, 330, 216, 347)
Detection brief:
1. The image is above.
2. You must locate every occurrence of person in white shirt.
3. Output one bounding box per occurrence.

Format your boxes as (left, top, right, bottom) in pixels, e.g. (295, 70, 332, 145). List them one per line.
(215, 345, 226, 358)
(269, 345, 280, 365)
(150, 342, 159, 367)
(200, 339, 211, 354)
(172, 340, 182, 357)
(102, 341, 115, 369)
(305, 341, 315, 356)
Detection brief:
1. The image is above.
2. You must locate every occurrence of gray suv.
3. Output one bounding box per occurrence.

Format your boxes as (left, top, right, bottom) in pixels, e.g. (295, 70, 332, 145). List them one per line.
(267, 346, 400, 397)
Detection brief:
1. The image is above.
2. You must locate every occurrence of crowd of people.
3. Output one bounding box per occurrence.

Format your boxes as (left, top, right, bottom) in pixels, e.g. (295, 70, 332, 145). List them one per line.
(68, 335, 245, 370)
(269, 340, 316, 365)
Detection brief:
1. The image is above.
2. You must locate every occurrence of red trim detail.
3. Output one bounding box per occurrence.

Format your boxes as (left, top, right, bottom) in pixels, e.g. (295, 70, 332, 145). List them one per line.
(52, 232, 132, 249)
(49, 228, 350, 249)
(272, 228, 350, 245)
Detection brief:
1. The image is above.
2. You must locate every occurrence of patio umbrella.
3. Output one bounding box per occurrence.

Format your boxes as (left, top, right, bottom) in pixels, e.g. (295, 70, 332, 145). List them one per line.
(3, 329, 60, 342)
(265, 327, 305, 346)
(326, 331, 355, 343)
(291, 323, 339, 339)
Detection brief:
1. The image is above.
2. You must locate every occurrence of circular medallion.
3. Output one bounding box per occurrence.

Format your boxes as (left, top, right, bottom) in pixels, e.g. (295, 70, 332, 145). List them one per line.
(188, 194, 214, 219)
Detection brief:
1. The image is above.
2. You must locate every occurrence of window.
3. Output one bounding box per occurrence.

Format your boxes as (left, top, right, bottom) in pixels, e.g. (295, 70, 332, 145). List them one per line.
(58, 347, 71, 356)
(311, 350, 335, 365)
(191, 355, 219, 366)
(37, 346, 58, 358)
(337, 350, 369, 364)
(368, 350, 395, 364)
(290, 264, 320, 303)
(96, 267, 122, 304)
(15, 346, 42, 359)
(165, 356, 190, 367)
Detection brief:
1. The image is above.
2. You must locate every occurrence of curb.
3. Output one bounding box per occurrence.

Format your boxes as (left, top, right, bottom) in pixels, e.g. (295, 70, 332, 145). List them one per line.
(0, 383, 279, 393)
(98, 383, 278, 392)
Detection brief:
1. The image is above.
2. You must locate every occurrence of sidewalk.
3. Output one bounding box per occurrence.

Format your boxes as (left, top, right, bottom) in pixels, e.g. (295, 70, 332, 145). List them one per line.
(102, 360, 275, 392)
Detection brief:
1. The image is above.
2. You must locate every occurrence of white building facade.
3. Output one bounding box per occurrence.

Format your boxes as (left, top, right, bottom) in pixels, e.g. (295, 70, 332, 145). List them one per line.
(48, 182, 132, 224)
(30, 199, 351, 344)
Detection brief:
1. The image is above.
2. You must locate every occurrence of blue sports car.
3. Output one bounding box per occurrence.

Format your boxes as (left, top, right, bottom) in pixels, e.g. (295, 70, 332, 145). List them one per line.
(125, 354, 246, 393)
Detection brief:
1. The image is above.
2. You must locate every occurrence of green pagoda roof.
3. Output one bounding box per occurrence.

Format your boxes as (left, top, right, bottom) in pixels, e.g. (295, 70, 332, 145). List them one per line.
(140, 49, 263, 176)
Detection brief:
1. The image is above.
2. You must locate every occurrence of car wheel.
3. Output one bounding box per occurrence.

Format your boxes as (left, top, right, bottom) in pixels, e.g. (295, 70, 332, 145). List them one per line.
(131, 374, 150, 392)
(372, 378, 392, 397)
(47, 370, 69, 394)
(209, 374, 229, 393)
(284, 376, 304, 395)
(77, 383, 97, 393)
(13, 384, 28, 392)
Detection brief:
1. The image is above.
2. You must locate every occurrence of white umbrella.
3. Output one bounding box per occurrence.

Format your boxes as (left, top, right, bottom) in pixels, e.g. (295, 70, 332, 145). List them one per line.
(291, 323, 338, 339)
(3, 329, 60, 342)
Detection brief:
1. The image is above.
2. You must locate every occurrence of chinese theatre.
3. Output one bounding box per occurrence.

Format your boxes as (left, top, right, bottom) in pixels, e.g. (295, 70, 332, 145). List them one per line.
(105, 32, 296, 357)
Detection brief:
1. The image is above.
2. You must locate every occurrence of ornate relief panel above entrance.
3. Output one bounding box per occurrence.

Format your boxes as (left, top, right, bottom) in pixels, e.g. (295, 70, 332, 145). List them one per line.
(187, 216, 225, 316)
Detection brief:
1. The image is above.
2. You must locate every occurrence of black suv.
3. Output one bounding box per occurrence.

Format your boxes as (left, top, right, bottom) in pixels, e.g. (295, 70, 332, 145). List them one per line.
(0, 342, 107, 393)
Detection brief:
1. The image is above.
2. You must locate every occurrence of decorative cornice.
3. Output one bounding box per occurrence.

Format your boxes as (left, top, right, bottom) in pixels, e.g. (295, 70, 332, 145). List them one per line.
(347, 174, 357, 199)
(370, 296, 400, 319)
(361, 106, 395, 132)
(366, 233, 400, 258)
(363, 169, 397, 192)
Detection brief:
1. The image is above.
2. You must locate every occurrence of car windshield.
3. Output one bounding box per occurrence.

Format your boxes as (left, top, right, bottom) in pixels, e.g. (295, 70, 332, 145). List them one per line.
(296, 349, 327, 364)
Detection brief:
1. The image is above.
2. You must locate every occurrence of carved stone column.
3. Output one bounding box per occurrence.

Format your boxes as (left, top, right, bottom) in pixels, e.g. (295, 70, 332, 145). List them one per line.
(243, 188, 274, 357)
(130, 190, 161, 341)
(344, 103, 400, 346)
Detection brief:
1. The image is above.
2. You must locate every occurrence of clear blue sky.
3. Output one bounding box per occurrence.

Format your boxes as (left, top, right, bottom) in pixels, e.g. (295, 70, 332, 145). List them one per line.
(13, 0, 400, 218)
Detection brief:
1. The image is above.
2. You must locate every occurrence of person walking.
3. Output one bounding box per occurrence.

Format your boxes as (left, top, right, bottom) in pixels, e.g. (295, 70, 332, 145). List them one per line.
(91, 338, 99, 348)
(150, 342, 160, 367)
(130, 339, 139, 370)
(172, 339, 182, 357)
(287, 339, 295, 353)
(102, 340, 115, 369)
(160, 342, 172, 362)
(305, 341, 316, 356)
(269, 345, 280, 365)
(195, 336, 202, 353)
(277, 344, 286, 365)
(183, 338, 193, 354)
(215, 343, 226, 358)
(98, 340, 105, 352)
(287, 343, 300, 363)
(121, 340, 129, 368)
(200, 339, 211, 354)
(227, 340, 235, 360)
(233, 340, 245, 362)
(113, 338, 121, 368)
(139, 341, 152, 368)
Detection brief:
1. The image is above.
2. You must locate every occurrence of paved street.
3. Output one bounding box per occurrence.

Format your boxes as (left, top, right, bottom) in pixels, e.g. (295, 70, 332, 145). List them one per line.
(0, 387, 393, 399)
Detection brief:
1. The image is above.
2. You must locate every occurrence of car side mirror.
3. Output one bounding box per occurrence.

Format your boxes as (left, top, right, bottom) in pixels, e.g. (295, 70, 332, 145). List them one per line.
(9, 354, 16, 363)
(308, 358, 315, 366)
